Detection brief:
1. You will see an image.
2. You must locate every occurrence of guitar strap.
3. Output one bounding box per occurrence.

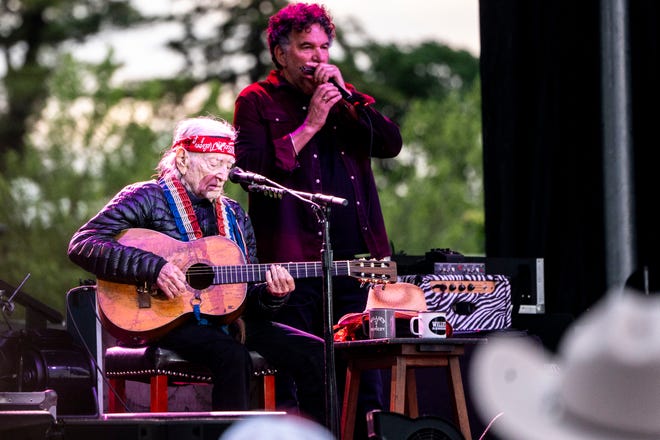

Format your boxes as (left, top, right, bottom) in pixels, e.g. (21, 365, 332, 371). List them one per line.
(159, 175, 248, 258)
(216, 199, 249, 261)
(160, 175, 249, 329)
(160, 175, 202, 242)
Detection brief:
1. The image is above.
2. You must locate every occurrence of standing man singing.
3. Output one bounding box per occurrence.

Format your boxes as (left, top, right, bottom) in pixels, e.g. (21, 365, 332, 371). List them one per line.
(233, 3, 403, 436)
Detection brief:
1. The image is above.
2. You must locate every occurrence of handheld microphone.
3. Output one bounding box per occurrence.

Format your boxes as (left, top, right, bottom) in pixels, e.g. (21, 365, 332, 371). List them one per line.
(329, 78, 360, 104)
(229, 167, 268, 185)
(299, 66, 360, 104)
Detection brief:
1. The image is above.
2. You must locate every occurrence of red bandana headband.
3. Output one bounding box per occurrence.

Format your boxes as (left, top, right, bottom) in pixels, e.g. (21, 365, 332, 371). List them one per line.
(172, 135, 235, 156)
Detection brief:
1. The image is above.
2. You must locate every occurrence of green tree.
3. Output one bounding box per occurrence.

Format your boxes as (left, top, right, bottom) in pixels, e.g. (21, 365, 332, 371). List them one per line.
(332, 40, 480, 122)
(0, 0, 145, 167)
(381, 81, 484, 256)
(164, 0, 288, 88)
(0, 53, 152, 312)
(340, 39, 483, 256)
(0, 2, 483, 317)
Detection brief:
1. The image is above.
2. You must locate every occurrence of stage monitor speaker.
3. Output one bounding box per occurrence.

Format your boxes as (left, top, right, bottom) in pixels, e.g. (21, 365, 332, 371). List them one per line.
(0, 390, 57, 440)
(367, 410, 465, 440)
(0, 410, 55, 440)
(0, 328, 98, 416)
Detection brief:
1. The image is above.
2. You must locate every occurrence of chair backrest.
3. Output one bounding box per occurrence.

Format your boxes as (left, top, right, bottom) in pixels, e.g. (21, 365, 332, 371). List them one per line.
(65, 284, 105, 415)
(66, 285, 99, 353)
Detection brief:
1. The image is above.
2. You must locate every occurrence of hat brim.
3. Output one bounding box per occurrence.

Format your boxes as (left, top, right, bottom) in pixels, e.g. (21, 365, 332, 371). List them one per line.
(336, 310, 419, 327)
(470, 336, 657, 440)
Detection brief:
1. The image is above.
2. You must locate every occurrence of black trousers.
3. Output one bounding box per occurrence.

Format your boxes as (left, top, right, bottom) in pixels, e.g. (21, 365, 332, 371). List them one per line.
(272, 277, 385, 434)
(243, 317, 326, 424)
(158, 317, 325, 424)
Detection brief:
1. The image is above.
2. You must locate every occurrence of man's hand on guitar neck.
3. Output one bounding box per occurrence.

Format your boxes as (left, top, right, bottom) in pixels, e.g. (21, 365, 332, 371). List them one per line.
(264, 264, 295, 298)
(157, 262, 188, 299)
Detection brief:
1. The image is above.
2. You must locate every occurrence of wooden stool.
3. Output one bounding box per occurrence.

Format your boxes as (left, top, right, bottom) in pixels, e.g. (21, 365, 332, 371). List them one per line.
(335, 337, 481, 440)
(105, 346, 276, 412)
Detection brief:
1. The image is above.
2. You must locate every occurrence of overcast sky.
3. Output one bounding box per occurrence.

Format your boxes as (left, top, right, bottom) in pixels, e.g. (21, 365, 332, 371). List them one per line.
(75, 0, 480, 82)
(318, 0, 480, 53)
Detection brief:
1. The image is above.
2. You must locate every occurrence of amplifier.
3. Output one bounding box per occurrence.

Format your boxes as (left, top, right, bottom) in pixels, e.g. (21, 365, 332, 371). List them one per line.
(433, 262, 486, 276)
(426, 278, 495, 295)
(398, 274, 512, 333)
(0, 328, 98, 416)
(465, 257, 545, 314)
(393, 254, 545, 314)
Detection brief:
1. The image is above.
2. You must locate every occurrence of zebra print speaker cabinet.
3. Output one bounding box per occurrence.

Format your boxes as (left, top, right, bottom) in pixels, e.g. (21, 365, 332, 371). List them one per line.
(399, 274, 512, 334)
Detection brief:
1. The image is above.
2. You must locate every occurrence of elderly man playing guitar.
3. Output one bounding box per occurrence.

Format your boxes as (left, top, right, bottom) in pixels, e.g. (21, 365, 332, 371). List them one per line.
(68, 116, 326, 423)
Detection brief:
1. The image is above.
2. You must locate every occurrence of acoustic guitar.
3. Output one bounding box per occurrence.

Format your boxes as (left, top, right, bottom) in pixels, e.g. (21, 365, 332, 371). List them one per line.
(96, 228, 397, 345)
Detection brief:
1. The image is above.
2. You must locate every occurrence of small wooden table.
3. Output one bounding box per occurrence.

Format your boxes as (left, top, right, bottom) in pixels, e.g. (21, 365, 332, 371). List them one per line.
(334, 337, 483, 440)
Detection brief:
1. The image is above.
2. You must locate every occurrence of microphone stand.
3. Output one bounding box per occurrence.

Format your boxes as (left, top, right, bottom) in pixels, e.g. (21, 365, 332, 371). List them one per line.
(319, 205, 340, 437)
(0, 273, 31, 329)
(246, 182, 344, 436)
(0, 273, 31, 391)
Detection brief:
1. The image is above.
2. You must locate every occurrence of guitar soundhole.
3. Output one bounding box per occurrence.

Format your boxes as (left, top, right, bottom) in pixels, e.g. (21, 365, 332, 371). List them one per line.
(187, 263, 214, 290)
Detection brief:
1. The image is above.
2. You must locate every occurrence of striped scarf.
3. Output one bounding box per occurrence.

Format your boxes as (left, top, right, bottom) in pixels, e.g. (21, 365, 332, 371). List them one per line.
(158, 175, 248, 259)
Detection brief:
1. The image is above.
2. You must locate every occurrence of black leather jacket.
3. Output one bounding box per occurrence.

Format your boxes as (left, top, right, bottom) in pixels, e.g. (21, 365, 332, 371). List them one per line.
(68, 180, 286, 316)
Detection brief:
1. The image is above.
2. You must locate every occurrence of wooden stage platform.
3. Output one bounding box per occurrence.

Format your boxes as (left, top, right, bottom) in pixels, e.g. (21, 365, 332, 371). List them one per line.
(2, 410, 288, 440)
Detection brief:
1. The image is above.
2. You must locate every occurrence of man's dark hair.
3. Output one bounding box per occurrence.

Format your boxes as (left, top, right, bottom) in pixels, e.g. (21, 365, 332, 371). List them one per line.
(267, 3, 336, 69)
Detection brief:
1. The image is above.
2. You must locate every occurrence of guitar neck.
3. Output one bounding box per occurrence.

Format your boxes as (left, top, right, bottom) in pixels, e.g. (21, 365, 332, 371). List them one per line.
(213, 261, 350, 284)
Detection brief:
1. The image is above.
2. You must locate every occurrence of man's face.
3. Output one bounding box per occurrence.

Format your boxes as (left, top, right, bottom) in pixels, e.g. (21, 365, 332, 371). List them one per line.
(181, 152, 234, 201)
(277, 23, 331, 94)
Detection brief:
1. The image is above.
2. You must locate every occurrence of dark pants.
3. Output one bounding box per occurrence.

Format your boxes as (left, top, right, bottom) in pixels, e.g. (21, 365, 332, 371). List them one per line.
(158, 317, 326, 424)
(158, 320, 251, 411)
(272, 277, 385, 435)
(243, 317, 326, 424)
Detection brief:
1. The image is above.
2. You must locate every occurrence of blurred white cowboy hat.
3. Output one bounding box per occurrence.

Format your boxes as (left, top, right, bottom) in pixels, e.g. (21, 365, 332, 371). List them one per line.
(470, 289, 660, 440)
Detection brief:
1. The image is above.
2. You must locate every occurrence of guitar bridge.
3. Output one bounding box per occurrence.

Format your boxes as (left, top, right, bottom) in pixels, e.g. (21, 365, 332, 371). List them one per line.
(136, 283, 152, 309)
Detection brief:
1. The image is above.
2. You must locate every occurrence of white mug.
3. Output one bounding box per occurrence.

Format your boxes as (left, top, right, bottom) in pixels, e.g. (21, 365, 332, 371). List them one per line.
(410, 311, 448, 338)
(362, 308, 396, 339)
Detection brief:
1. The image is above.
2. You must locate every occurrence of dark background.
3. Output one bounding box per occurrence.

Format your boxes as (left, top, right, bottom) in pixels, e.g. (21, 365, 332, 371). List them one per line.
(479, 0, 660, 343)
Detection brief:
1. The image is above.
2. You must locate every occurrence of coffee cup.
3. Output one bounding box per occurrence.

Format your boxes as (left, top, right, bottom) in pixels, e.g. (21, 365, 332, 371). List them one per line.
(362, 308, 396, 339)
(410, 311, 448, 338)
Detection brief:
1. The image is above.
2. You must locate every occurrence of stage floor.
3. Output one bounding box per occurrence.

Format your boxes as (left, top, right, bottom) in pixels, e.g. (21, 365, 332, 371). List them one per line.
(3, 410, 289, 440)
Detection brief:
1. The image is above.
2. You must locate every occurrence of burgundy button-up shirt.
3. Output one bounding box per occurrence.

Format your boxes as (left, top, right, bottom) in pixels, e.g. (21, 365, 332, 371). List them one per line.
(234, 70, 402, 263)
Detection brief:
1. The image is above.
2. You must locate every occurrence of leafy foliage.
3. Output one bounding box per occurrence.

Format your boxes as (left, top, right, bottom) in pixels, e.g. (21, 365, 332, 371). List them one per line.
(0, 1, 483, 318)
(382, 81, 484, 256)
(0, 0, 146, 164)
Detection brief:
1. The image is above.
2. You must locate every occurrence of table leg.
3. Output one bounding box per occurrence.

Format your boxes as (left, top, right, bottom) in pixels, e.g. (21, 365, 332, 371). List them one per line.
(406, 368, 419, 417)
(390, 357, 407, 414)
(341, 360, 362, 440)
(447, 356, 471, 440)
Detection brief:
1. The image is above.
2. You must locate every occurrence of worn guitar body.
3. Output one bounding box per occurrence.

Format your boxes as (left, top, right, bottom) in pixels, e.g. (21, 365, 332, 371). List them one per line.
(96, 228, 248, 345)
(96, 228, 397, 345)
